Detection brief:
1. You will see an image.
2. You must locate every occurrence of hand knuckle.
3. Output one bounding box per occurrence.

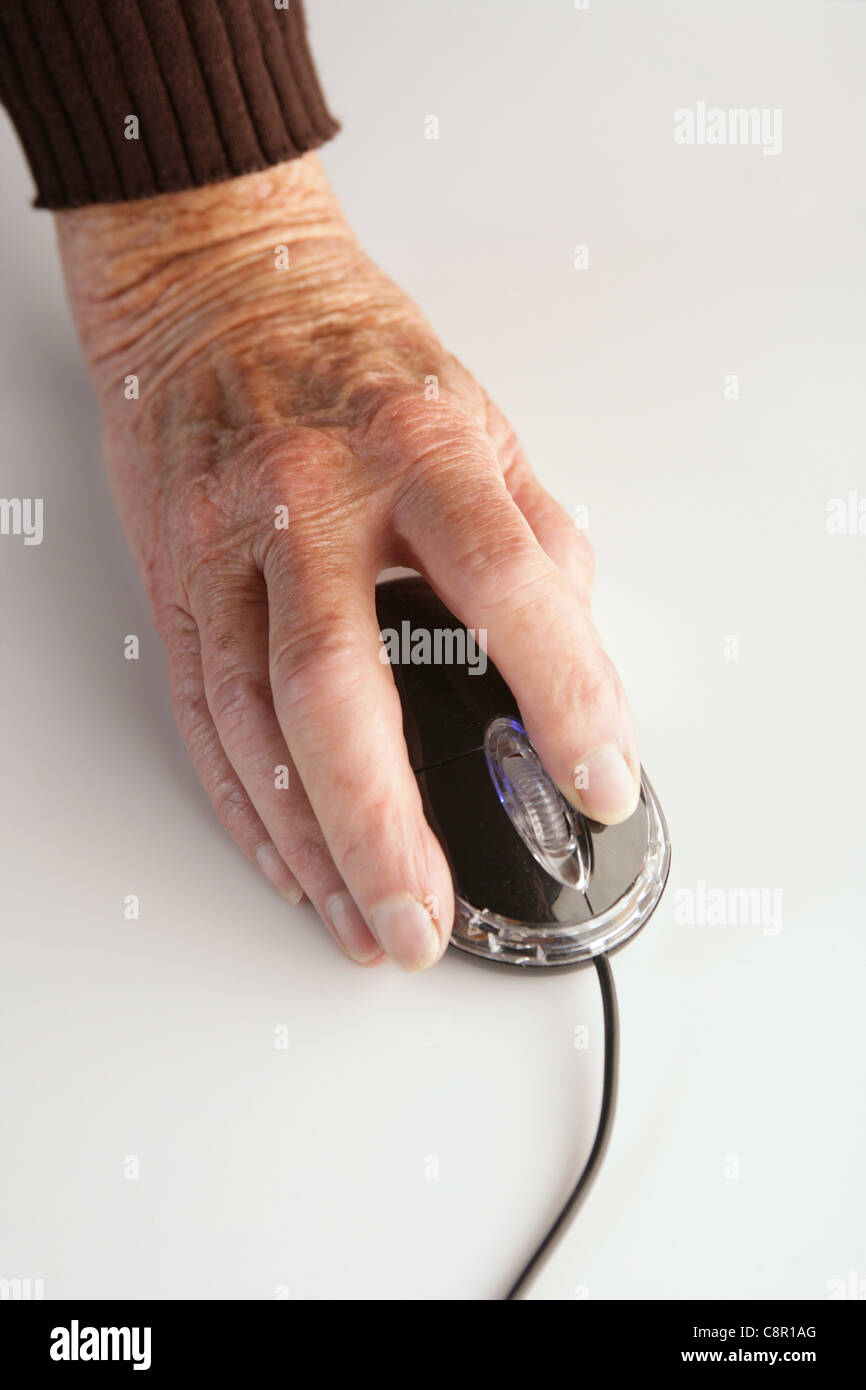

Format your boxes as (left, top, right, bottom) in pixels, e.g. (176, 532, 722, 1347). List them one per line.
(278, 827, 329, 877)
(573, 654, 614, 714)
(209, 670, 272, 738)
(172, 687, 210, 749)
(333, 799, 408, 878)
(362, 388, 488, 480)
(271, 622, 367, 722)
(210, 774, 253, 831)
(465, 539, 552, 615)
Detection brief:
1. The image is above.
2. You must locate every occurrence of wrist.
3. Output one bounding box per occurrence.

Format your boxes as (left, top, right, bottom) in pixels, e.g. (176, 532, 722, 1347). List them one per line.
(55, 155, 360, 403)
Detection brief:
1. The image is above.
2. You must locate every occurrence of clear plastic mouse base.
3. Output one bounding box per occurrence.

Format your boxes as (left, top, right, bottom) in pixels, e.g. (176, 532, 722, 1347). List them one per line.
(449, 769, 670, 968)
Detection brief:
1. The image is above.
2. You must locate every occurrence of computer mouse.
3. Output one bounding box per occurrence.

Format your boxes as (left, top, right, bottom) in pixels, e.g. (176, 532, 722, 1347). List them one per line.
(375, 575, 670, 969)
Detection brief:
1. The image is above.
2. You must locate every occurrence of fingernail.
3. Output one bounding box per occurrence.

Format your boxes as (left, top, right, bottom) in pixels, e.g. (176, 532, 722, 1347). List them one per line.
(326, 891, 382, 965)
(369, 894, 442, 972)
(572, 745, 640, 824)
(256, 843, 303, 904)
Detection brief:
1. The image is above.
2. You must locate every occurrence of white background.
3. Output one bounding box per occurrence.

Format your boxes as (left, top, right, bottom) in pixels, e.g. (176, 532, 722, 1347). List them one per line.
(1, 0, 864, 1300)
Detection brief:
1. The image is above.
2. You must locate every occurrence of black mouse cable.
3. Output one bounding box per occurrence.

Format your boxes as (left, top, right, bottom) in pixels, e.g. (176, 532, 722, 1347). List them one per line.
(504, 951, 620, 1300)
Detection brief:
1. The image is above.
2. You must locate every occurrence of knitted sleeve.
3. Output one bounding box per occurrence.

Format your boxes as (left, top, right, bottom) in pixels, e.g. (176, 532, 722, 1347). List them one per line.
(0, 0, 340, 209)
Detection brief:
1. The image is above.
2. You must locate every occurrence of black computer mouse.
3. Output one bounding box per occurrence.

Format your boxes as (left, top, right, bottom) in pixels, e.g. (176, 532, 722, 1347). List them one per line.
(375, 575, 670, 969)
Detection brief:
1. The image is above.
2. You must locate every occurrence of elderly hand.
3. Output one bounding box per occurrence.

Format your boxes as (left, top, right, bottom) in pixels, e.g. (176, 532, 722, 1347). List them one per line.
(56, 153, 639, 971)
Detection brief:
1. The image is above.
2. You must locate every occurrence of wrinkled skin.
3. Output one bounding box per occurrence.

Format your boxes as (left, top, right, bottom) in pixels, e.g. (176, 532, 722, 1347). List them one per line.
(56, 154, 639, 971)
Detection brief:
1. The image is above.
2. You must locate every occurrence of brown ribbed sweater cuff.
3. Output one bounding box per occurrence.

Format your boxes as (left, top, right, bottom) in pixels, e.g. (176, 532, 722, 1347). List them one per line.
(0, 0, 340, 210)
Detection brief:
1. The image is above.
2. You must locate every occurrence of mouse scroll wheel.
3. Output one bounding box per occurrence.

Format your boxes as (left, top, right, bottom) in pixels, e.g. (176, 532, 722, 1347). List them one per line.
(484, 716, 591, 892)
(500, 753, 574, 855)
